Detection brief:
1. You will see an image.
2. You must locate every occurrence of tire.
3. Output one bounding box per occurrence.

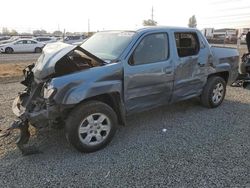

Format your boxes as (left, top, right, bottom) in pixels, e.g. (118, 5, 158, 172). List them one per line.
(5, 47, 13, 54)
(65, 101, 118, 153)
(200, 76, 226, 108)
(35, 47, 42, 53)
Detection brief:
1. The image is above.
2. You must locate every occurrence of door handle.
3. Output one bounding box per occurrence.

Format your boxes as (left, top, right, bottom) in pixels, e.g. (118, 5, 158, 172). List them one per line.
(164, 68, 172, 74)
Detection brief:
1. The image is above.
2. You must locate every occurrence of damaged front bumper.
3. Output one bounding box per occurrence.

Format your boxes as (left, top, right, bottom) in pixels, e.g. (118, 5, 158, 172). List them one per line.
(9, 90, 66, 155)
(12, 93, 61, 127)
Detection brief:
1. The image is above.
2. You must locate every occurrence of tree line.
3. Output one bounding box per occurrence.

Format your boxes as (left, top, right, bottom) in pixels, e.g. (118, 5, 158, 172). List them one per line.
(0, 28, 86, 36)
(143, 15, 197, 28)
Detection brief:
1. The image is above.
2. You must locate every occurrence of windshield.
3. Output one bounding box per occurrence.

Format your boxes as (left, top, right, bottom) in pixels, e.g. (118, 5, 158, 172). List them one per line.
(81, 31, 135, 61)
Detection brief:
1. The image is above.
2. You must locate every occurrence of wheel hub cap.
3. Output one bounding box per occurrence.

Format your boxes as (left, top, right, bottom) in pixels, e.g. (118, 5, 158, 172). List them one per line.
(78, 113, 111, 146)
(212, 83, 224, 104)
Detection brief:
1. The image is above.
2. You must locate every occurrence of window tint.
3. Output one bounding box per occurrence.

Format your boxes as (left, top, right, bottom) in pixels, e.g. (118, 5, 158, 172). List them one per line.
(174, 32, 200, 57)
(41, 38, 51, 41)
(27, 40, 36, 44)
(16, 40, 24, 44)
(131, 33, 168, 65)
(73, 36, 80, 40)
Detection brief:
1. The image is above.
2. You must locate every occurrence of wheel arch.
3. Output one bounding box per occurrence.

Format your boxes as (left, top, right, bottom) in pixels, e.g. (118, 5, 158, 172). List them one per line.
(5, 47, 14, 53)
(208, 71, 229, 83)
(77, 92, 126, 126)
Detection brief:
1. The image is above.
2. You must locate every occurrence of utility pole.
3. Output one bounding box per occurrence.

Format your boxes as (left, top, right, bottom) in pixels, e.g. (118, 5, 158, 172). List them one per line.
(63, 28, 65, 41)
(151, 6, 154, 21)
(88, 19, 90, 36)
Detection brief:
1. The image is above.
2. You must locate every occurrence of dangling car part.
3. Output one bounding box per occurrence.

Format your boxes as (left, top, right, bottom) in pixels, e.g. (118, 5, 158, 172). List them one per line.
(232, 52, 250, 89)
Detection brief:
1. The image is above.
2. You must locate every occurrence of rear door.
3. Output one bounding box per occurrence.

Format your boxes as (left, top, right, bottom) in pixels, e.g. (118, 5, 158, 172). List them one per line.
(13, 40, 25, 52)
(124, 32, 174, 113)
(171, 32, 209, 101)
(26, 40, 38, 52)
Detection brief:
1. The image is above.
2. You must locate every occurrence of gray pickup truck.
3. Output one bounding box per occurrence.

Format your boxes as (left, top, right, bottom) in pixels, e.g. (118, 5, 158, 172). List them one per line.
(10, 27, 239, 154)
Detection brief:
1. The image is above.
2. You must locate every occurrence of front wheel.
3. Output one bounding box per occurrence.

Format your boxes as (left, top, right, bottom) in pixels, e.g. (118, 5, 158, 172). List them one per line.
(65, 101, 118, 153)
(35, 47, 42, 53)
(5, 47, 13, 54)
(200, 76, 226, 108)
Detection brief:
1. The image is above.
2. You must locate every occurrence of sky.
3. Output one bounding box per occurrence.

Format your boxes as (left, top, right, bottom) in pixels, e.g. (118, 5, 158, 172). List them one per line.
(0, 0, 250, 33)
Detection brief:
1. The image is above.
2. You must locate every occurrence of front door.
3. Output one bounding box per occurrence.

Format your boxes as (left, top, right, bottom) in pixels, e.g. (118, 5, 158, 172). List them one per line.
(13, 40, 25, 52)
(124, 32, 174, 113)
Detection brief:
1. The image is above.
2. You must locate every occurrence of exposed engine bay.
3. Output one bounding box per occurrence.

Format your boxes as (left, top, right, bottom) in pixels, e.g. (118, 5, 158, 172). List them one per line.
(5, 43, 105, 155)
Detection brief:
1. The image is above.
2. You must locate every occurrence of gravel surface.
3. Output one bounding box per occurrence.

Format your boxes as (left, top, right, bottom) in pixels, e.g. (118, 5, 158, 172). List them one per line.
(0, 53, 40, 64)
(0, 81, 249, 187)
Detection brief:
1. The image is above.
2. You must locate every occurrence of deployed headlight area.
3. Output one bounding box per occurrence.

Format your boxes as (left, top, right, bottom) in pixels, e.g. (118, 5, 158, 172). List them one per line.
(43, 83, 57, 99)
(53, 47, 103, 77)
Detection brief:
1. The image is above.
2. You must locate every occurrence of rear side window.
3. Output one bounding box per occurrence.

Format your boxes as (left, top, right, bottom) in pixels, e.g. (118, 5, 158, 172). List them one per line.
(40, 38, 50, 41)
(130, 33, 169, 65)
(27, 40, 36, 44)
(175, 32, 200, 57)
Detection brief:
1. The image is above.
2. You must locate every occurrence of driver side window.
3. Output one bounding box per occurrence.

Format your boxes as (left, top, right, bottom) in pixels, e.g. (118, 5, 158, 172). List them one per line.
(130, 33, 169, 65)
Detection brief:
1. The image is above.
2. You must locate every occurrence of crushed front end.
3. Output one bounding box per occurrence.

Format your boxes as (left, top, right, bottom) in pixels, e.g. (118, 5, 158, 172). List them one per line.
(10, 65, 64, 155)
(7, 42, 106, 155)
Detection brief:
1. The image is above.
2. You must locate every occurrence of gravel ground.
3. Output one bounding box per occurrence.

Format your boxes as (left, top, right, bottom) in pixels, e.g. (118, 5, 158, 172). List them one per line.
(0, 81, 250, 187)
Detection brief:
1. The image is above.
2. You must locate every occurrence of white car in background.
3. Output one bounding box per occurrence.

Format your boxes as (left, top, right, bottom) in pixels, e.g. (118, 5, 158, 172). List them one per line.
(33, 37, 57, 44)
(63, 36, 86, 44)
(0, 39, 45, 53)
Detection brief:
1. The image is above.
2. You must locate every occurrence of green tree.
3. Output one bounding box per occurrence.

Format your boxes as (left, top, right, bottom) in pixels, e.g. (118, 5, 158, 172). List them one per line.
(53, 30, 63, 36)
(2, 27, 10, 35)
(188, 15, 197, 28)
(10, 29, 18, 35)
(143, 19, 157, 26)
(33, 29, 47, 36)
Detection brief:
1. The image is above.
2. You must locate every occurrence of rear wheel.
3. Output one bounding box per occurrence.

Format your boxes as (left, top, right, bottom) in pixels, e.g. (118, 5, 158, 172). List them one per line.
(5, 47, 13, 54)
(65, 101, 118, 153)
(35, 47, 42, 53)
(201, 76, 226, 108)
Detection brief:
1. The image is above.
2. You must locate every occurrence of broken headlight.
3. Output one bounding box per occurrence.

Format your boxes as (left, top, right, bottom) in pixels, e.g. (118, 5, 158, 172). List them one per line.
(43, 84, 57, 99)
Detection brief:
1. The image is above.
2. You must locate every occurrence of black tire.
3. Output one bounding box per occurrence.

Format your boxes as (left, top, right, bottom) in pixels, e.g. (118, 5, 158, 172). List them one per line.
(35, 47, 42, 53)
(5, 47, 13, 54)
(65, 101, 118, 153)
(200, 76, 226, 108)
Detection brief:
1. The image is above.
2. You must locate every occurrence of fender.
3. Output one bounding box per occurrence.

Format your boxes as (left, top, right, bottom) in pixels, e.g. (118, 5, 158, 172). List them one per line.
(61, 80, 123, 105)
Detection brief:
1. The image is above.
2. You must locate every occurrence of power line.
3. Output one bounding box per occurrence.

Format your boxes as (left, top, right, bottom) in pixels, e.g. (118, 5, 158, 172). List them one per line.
(206, 19, 250, 25)
(208, 0, 243, 5)
(217, 6, 250, 11)
(204, 13, 250, 19)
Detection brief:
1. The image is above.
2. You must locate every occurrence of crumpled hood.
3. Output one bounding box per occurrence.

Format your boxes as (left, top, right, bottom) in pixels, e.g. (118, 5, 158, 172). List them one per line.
(33, 42, 77, 80)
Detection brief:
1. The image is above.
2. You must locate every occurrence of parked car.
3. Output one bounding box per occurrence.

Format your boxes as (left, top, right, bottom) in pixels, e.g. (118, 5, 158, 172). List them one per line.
(33, 37, 57, 44)
(0, 39, 45, 53)
(63, 35, 86, 44)
(10, 27, 239, 154)
(0, 36, 11, 41)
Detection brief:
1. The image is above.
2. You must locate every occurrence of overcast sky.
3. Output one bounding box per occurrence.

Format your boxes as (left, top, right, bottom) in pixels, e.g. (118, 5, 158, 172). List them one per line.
(1, 0, 250, 33)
